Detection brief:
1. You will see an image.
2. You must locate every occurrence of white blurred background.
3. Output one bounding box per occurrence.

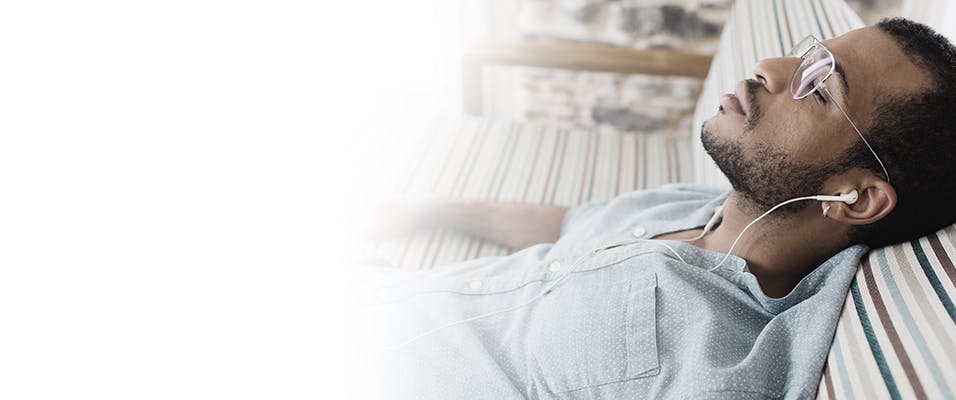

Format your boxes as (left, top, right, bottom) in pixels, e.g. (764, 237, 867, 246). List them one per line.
(0, 1, 466, 398)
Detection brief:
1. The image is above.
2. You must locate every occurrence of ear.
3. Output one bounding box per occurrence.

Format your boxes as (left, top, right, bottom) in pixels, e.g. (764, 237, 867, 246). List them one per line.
(823, 180, 896, 226)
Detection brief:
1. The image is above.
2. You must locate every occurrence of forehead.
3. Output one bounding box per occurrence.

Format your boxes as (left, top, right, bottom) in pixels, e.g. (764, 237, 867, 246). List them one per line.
(823, 26, 930, 119)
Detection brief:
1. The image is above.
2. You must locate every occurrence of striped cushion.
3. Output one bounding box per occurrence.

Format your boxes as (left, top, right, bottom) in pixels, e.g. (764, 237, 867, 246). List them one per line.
(369, 114, 956, 399)
(368, 0, 956, 397)
(818, 228, 956, 399)
(370, 117, 693, 270)
(694, 0, 956, 398)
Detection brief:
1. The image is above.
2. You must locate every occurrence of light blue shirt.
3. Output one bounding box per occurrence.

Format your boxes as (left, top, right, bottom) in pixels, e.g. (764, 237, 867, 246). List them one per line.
(357, 184, 868, 399)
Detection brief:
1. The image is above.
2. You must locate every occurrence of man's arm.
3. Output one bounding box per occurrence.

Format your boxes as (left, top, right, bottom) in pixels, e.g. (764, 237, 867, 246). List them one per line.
(377, 200, 568, 250)
(430, 201, 568, 250)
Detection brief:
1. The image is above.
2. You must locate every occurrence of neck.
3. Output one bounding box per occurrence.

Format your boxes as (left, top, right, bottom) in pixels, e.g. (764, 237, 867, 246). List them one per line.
(696, 191, 851, 298)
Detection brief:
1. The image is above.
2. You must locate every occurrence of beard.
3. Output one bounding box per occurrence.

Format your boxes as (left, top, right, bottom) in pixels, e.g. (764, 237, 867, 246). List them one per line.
(700, 120, 846, 218)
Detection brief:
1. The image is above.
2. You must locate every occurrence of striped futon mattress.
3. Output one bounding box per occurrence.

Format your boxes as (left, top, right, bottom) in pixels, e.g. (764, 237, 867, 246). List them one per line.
(366, 0, 956, 398)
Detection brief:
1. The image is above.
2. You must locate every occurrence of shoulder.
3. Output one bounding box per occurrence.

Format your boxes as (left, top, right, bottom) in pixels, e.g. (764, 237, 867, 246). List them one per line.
(561, 184, 729, 237)
(607, 183, 728, 209)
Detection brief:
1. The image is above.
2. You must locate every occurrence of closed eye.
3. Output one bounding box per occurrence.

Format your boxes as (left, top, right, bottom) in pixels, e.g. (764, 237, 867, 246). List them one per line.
(813, 83, 828, 105)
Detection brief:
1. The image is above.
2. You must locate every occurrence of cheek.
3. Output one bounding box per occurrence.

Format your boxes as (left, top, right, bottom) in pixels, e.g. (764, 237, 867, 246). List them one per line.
(747, 110, 819, 158)
(783, 118, 845, 163)
(748, 107, 791, 139)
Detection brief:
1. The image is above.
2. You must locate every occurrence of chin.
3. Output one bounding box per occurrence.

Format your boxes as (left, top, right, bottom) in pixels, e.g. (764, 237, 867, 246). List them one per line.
(703, 113, 743, 140)
(701, 116, 727, 139)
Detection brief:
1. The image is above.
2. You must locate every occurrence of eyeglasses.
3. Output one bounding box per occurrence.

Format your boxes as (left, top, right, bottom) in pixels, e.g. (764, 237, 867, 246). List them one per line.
(787, 35, 891, 183)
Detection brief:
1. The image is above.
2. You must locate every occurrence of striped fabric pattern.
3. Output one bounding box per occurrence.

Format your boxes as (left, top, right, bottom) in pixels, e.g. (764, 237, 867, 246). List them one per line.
(817, 227, 956, 400)
(369, 117, 693, 270)
(366, 0, 956, 398)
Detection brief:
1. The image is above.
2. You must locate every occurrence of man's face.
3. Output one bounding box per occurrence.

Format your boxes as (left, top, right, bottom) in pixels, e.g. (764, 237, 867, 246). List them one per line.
(701, 26, 927, 213)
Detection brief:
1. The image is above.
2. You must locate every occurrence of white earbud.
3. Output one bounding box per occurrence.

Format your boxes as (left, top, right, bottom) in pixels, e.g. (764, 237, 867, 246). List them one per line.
(812, 190, 858, 205)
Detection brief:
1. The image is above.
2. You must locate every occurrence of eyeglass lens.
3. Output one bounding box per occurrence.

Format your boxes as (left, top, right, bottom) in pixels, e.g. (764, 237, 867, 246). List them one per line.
(789, 43, 833, 99)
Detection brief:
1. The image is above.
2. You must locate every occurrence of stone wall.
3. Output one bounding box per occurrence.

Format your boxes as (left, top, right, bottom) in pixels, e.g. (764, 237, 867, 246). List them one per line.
(511, 0, 730, 134)
(518, 68, 701, 135)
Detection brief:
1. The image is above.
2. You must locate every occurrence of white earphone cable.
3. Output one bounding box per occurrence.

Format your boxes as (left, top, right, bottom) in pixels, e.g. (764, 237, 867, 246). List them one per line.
(708, 195, 827, 271)
(382, 193, 851, 350)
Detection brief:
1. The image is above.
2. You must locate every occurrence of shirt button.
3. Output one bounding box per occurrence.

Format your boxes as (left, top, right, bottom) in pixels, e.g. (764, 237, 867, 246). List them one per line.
(469, 280, 483, 290)
(548, 261, 562, 272)
(632, 225, 647, 238)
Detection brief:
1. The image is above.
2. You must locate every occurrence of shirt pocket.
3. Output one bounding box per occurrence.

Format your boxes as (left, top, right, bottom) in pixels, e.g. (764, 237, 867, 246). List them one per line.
(526, 269, 660, 394)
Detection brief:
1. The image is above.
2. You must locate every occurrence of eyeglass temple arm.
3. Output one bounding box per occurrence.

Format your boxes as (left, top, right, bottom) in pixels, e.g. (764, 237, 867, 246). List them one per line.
(821, 86, 891, 184)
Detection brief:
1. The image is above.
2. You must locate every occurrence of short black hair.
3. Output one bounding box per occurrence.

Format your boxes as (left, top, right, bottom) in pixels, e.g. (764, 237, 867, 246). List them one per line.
(844, 18, 956, 248)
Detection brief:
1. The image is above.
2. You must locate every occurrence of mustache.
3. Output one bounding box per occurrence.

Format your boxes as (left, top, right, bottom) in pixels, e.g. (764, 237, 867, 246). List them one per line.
(743, 79, 762, 130)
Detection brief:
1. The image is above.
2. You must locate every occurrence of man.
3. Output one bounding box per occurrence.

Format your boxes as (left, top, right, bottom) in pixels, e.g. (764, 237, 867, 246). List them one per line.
(358, 18, 956, 399)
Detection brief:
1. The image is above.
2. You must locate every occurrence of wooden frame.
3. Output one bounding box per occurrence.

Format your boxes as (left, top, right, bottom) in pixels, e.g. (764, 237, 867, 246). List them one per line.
(462, 40, 714, 116)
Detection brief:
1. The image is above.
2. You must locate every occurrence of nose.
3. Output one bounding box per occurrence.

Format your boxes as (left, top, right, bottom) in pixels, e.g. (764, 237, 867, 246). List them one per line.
(753, 57, 802, 95)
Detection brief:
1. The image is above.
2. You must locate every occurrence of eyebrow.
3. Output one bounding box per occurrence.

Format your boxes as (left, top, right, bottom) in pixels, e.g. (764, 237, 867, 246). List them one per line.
(833, 61, 850, 98)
